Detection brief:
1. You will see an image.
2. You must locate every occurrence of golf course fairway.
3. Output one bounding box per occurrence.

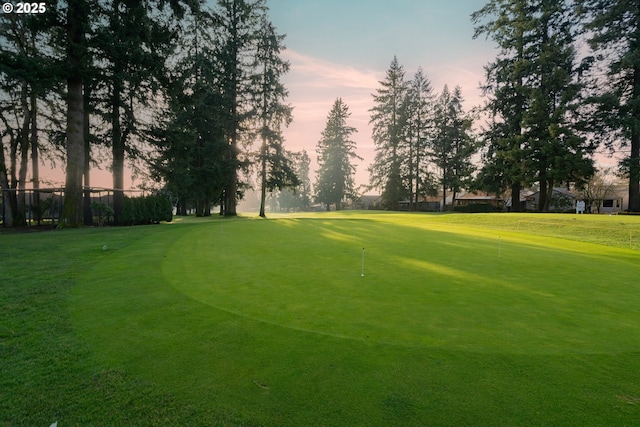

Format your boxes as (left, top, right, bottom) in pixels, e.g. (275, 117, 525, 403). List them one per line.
(70, 212, 640, 425)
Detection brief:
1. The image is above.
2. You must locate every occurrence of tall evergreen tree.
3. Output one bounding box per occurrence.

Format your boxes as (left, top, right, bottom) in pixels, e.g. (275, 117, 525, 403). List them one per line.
(252, 17, 297, 218)
(524, 0, 594, 212)
(0, 12, 51, 226)
(431, 85, 478, 210)
(404, 67, 436, 210)
(213, 0, 267, 216)
(473, 0, 593, 212)
(472, 0, 534, 211)
(292, 149, 312, 210)
(149, 5, 229, 217)
(1, 6, 66, 227)
(369, 56, 408, 210)
(315, 98, 360, 211)
(60, 0, 90, 227)
(581, 0, 640, 212)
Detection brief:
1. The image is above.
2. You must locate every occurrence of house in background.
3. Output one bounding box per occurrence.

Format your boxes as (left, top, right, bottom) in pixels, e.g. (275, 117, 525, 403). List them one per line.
(525, 187, 577, 212)
(590, 183, 628, 213)
(397, 193, 448, 211)
(360, 194, 382, 210)
(454, 191, 503, 211)
(524, 185, 629, 213)
(503, 189, 535, 212)
(362, 183, 630, 213)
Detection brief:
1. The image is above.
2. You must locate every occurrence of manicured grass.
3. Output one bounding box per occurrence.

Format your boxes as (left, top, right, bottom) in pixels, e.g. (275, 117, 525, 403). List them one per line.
(2, 212, 640, 425)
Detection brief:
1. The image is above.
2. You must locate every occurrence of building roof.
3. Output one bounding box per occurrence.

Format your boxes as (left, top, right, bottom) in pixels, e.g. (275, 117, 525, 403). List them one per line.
(457, 191, 502, 201)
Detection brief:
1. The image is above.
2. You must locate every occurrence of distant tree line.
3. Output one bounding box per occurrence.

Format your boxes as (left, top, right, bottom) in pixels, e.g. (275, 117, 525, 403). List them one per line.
(364, 0, 640, 213)
(367, 57, 478, 211)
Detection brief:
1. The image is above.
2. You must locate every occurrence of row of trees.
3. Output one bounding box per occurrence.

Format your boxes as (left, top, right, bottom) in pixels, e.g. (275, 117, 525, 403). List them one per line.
(369, 58, 478, 211)
(314, 0, 638, 214)
(1, 0, 301, 226)
(147, 0, 299, 218)
(3, 0, 639, 222)
(359, 0, 639, 213)
(311, 59, 478, 213)
(290, 0, 640, 214)
(472, 0, 640, 212)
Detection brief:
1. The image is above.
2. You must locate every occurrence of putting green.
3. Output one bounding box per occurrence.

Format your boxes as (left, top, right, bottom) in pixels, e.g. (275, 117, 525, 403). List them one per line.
(70, 213, 640, 425)
(160, 216, 640, 355)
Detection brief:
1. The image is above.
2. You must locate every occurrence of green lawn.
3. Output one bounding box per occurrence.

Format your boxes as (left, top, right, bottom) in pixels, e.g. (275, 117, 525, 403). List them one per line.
(2, 212, 640, 425)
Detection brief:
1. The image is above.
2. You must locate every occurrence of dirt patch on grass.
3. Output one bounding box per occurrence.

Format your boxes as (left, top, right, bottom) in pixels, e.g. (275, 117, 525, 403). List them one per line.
(617, 395, 640, 405)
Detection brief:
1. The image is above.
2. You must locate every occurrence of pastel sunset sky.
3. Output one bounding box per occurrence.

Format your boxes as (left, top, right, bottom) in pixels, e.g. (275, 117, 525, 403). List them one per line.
(267, 0, 495, 188)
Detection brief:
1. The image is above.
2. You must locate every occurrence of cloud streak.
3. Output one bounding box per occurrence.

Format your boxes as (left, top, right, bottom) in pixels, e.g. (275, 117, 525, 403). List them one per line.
(280, 49, 379, 185)
(280, 49, 489, 188)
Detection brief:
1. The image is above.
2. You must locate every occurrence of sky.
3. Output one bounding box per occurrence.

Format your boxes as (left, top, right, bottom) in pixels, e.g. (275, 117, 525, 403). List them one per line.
(267, 0, 496, 189)
(38, 0, 497, 191)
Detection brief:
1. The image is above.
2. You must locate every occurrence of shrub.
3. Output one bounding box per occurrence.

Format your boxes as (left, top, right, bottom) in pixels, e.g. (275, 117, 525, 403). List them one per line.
(121, 194, 173, 225)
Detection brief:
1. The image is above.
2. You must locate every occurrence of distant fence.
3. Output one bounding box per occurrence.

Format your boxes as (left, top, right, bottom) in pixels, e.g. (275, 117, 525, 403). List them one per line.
(0, 187, 145, 228)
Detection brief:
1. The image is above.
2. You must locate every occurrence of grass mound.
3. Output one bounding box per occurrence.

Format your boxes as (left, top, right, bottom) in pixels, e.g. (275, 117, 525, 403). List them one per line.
(3, 212, 640, 425)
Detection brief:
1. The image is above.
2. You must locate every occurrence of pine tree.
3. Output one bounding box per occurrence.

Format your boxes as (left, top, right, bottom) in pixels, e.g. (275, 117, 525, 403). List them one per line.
(369, 56, 409, 210)
(404, 67, 436, 210)
(315, 98, 360, 211)
(60, 0, 90, 227)
(473, 0, 593, 212)
(1, 7, 61, 226)
(581, 0, 640, 212)
(149, 5, 228, 217)
(252, 17, 297, 218)
(292, 149, 312, 210)
(431, 85, 478, 211)
(472, 0, 534, 211)
(524, 0, 594, 212)
(214, 0, 268, 216)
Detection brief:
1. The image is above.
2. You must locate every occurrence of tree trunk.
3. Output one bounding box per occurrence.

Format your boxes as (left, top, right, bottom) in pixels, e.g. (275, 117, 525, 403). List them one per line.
(630, 136, 640, 212)
(225, 166, 237, 216)
(441, 174, 447, 212)
(83, 84, 93, 225)
(452, 189, 457, 212)
(30, 93, 40, 224)
(544, 178, 554, 212)
(1, 120, 16, 226)
(177, 199, 187, 216)
(196, 197, 204, 217)
(259, 136, 267, 218)
(60, 0, 85, 228)
(225, 3, 239, 217)
(630, 65, 640, 212)
(112, 80, 124, 224)
(511, 182, 521, 212)
(408, 132, 414, 212)
(538, 177, 548, 212)
(17, 83, 30, 226)
(1, 133, 12, 226)
(414, 149, 421, 209)
(61, 76, 84, 227)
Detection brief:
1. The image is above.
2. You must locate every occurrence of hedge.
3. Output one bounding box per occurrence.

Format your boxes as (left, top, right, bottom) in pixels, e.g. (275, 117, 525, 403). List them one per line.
(120, 194, 173, 225)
